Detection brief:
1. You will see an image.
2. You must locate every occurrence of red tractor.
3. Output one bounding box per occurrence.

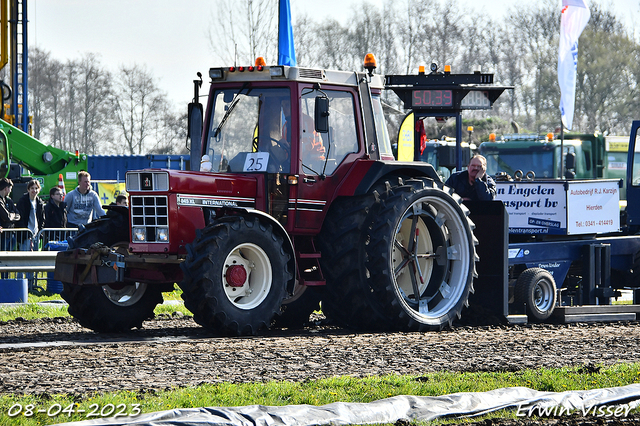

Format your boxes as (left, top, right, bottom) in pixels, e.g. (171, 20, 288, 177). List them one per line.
(55, 55, 478, 335)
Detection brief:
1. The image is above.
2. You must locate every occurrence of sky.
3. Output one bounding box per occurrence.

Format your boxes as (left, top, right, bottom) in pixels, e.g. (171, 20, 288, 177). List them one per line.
(25, 0, 640, 108)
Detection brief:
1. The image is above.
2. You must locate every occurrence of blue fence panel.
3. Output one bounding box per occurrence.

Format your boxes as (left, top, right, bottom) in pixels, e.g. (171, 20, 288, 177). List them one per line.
(88, 155, 190, 181)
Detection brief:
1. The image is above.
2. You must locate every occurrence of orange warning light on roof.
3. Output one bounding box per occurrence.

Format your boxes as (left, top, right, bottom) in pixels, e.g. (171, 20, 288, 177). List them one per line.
(364, 53, 377, 70)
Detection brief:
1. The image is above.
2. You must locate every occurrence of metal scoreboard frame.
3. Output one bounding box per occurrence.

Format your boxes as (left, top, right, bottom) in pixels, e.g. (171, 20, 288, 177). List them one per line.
(386, 70, 513, 170)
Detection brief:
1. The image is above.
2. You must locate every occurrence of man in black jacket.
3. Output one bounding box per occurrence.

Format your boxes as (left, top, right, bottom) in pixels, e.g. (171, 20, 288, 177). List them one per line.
(17, 179, 45, 251)
(0, 177, 20, 251)
(44, 187, 67, 228)
(445, 155, 496, 201)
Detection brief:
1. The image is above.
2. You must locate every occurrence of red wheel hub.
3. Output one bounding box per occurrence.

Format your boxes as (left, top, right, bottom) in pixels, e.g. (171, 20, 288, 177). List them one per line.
(226, 265, 247, 287)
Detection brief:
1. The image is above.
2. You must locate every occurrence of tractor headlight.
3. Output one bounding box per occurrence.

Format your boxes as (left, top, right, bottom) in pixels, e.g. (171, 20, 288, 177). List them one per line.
(156, 227, 169, 242)
(132, 227, 146, 242)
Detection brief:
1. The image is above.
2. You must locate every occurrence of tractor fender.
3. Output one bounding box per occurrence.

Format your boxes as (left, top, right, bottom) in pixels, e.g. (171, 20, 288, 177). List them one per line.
(352, 160, 441, 196)
(225, 208, 296, 295)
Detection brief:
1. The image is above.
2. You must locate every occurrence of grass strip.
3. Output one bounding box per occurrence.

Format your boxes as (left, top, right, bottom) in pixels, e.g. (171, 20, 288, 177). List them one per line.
(0, 286, 191, 322)
(0, 364, 639, 425)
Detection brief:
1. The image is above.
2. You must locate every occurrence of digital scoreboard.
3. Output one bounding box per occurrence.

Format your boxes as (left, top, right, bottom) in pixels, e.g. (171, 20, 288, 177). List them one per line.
(386, 72, 512, 113)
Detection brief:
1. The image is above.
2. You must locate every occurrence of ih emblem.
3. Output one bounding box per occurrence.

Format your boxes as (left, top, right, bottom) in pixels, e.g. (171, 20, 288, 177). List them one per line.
(141, 173, 153, 190)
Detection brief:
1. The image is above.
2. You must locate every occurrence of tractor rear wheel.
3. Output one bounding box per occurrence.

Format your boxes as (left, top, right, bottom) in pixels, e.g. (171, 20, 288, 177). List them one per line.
(316, 193, 392, 330)
(365, 178, 477, 331)
(180, 216, 291, 336)
(273, 284, 322, 329)
(61, 210, 163, 332)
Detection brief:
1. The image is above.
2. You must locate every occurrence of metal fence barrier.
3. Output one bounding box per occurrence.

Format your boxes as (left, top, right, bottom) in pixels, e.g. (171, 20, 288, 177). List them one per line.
(0, 251, 59, 272)
(36, 228, 78, 249)
(0, 227, 78, 292)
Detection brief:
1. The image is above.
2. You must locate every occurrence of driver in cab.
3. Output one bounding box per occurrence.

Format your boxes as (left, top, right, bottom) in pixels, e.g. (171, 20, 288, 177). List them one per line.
(300, 113, 326, 173)
(259, 97, 291, 173)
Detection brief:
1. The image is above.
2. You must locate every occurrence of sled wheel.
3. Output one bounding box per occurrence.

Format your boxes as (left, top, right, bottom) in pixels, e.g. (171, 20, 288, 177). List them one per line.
(515, 267, 557, 321)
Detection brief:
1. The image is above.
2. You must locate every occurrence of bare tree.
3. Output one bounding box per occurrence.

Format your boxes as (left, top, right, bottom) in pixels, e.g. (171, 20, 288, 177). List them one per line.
(28, 47, 56, 141)
(315, 19, 352, 70)
(208, 0, 278, 65)
(76, 53, 113, 154)
(575, 4, 636, 134)
(348, 3, 385, 71)
(150, 108, 188, 155)
(430, 2, 465, 69)
(506, 0, 558, 132)
(60, 60, 80, 153)
(111, 64, 167, 155)
(292, 14, 315, 67)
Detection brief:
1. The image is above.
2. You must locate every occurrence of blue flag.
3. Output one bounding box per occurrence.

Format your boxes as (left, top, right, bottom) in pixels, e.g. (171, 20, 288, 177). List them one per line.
(278, 0, 296, 66)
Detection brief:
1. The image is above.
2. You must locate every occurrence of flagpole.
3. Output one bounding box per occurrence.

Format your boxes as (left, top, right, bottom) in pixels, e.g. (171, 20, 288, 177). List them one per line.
(277, 0, 281, 63)
(560, 116, 565, 179)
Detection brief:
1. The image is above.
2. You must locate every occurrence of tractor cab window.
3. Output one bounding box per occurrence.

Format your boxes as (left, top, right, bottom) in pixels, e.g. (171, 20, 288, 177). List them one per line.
(300, 90, 358, 176)
(371, 94, 394, 160)
(206, 87, 291, 173)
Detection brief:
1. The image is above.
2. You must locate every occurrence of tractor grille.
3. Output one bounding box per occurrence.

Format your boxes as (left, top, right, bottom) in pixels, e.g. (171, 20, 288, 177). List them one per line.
(298, 68, 324, 79)
(130, 195, 169, 242)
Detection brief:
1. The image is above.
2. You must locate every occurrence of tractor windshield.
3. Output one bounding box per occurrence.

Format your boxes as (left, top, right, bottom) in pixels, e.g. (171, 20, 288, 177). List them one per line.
(205, 87, 291, 173)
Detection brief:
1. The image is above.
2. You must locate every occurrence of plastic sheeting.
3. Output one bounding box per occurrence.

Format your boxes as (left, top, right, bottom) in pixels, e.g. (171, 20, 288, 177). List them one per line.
(54, 384, 640, 426)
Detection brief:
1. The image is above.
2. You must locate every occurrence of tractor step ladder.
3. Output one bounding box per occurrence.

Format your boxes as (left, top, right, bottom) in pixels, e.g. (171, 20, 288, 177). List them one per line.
(295, 236, 325, 286)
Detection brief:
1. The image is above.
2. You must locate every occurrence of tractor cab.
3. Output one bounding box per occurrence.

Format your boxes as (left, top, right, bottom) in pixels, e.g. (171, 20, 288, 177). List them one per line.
(192, 58, 394, 231)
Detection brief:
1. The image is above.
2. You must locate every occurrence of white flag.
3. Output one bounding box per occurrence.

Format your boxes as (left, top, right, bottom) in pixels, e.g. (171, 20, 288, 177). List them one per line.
(558, 0, 590, 131)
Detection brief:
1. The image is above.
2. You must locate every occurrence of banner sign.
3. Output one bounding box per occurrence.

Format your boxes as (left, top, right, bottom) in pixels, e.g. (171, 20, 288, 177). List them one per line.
(95, 182, 127, 206)
(566, 180, 620, 234)
(496, 182, 567, 235)
(495, 180, 619, 235)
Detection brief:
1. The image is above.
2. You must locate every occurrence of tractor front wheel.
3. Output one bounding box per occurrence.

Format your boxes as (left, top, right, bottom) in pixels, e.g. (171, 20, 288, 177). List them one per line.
(61, 210, 163, 332)
(180, 216, 291, 336)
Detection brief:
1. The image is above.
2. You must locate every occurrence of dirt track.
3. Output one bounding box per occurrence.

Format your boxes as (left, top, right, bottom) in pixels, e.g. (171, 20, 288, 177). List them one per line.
(1, 314, 640, 397)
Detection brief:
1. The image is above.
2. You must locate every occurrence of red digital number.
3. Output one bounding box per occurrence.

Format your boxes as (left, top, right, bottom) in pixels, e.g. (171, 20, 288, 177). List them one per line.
(412, 90, 452, 107)
(443, 90, 452, 106)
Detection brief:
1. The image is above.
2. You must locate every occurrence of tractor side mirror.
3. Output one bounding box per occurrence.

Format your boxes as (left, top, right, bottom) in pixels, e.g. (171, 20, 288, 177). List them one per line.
(315, 96, 329, 133)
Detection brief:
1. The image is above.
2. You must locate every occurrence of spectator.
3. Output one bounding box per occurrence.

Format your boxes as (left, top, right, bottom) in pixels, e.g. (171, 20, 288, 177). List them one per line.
(115, 194, 128, 207)
(65, 171, 105, 228)
(0, 178, 20, 250)
(17, 179, 45, 250)
(44, 187, 67, 228)
(445, 155, 496, 201)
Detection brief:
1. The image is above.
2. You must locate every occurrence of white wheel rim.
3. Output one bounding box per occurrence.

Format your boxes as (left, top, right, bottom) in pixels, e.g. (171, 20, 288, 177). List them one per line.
(102, 282, 147, 307)
(392, 195, 471, 322)
(222, 242, 272, 310)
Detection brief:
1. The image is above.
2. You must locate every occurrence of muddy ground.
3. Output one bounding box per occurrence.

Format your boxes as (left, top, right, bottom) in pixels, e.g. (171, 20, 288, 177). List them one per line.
(1, 314, 640, 424)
